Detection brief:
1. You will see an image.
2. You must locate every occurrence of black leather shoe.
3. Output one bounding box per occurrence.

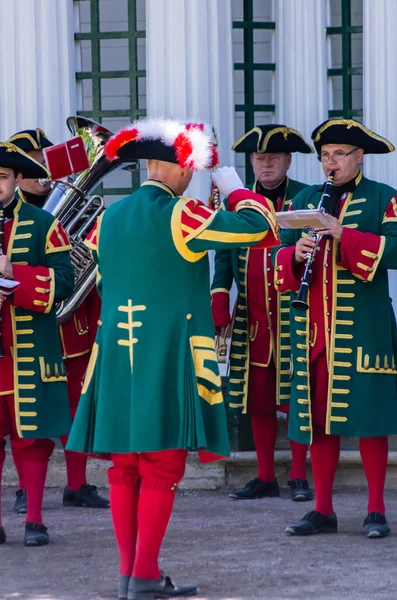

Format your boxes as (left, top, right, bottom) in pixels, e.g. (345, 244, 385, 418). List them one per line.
(363, 512, 391, 538)
(127, 574, 198, 599)
(0, 526, 6, 544)
(63, 484, 110, 508)
(24, 522, 49, 547)
(288, 479, 314, 502)
(285, 510, 337, 535)
(228, 477, 280, 500)
(118, 575, 130, 599)
(13, 488, 27, 514)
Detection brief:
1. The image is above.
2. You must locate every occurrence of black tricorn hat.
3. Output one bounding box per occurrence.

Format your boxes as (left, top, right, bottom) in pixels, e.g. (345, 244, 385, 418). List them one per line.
(8, 128, 54, 153)
(312, 119, 394, 154)
(0, 143, 50, 179)
(232, 124, 314, 154)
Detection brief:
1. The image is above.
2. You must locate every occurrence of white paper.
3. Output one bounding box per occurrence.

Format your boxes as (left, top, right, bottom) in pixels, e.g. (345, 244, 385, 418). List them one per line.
(276, 209, 334, 230)
(0, 277, 20, 296)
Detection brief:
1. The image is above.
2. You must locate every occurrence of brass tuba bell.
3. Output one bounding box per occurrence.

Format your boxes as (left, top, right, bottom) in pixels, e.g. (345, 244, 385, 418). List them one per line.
(43, 116, 139, 324)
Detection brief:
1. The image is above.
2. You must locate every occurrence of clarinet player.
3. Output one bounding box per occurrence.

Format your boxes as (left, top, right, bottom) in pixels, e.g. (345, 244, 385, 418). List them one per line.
(272, 118, 397, 539)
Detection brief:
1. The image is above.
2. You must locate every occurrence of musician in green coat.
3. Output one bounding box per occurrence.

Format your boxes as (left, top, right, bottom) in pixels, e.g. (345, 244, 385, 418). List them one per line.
(272, 119, 397, 539)
(211, 125, 313, 502)
(0, 143, 74, 547)
(67, 118, 279, 600)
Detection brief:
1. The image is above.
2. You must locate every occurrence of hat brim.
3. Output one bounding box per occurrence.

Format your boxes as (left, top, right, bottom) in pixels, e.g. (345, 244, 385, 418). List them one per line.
(0, 143, 50, 179)
(312, 120, 394, 155)
(117, 139, 179, 165)
(8, 130, 54, 153)
(233, 126, 314, 154)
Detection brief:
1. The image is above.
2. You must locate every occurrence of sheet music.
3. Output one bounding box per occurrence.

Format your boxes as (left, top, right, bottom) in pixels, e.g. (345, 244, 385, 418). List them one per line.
(276, 209, 334, 230)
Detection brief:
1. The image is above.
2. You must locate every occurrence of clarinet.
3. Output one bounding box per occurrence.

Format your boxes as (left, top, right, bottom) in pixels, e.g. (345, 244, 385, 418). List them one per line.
(291, 170, 335, 312)
(0, 201, 4, 357)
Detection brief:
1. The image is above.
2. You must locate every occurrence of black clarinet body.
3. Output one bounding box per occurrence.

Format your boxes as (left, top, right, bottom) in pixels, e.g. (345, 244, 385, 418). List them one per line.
(0, 201, 4, 357)
(291, 171, 335, 311)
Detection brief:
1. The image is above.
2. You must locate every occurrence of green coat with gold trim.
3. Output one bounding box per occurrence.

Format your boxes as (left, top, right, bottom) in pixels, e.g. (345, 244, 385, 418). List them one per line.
(272, 173, 397, 443)
(67, 181, 278, 457)
(211, 178, 306, 413)
(3, 197, 74, 438)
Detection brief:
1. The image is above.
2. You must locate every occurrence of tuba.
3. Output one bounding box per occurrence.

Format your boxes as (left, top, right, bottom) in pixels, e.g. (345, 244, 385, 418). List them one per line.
(43, 116, 138, 324)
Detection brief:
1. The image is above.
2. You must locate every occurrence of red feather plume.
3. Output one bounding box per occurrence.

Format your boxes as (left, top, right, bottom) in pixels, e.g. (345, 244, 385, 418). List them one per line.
(174, 132, 194, 168)
(105, 127, 139, 160)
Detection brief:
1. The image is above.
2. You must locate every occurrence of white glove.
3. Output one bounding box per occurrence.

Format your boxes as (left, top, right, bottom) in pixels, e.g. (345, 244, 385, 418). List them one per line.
(211, 166, 244, 198)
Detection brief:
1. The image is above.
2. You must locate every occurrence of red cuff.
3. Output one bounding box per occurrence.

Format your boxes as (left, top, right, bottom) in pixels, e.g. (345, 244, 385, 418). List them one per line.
(211, 291, 230, 328)
(273, 246, 302, 292)
(338, 227, 385, 282)
(227, 189, 280, 249)
(12, 265, 55, 313)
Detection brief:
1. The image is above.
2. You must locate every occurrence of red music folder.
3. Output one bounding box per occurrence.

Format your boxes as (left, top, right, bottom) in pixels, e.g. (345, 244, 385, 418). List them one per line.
(43, 136, 90, 181)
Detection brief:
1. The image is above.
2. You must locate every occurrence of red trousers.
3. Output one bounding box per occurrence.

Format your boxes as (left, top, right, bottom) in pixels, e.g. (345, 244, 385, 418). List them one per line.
(309, 353, 388, 516)
(109, 449, 188, 579)
(247, 363, 308, 482)
(0, 393, 54, 464)
(0, 393, 54, 526)
(247, 360, 288, 415)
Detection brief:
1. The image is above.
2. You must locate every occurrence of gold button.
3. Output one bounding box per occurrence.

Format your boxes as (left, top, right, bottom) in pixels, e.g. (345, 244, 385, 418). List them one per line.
(186, 313, 192, 320)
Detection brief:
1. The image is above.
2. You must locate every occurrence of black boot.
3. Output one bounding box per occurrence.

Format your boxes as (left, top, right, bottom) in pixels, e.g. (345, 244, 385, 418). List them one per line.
(63, 484, 110, 508)
(228, 477, 280, 500)
(118, 575, 130, 599)
(0, 526, 6, 544)
(288, 479, 314, 502)
(24, 522, 49, 547)
(363, 512, 390, 538)
(127, 573, 198, 599)
(285, 510, 337, 535)
(13, 488, 27, 514)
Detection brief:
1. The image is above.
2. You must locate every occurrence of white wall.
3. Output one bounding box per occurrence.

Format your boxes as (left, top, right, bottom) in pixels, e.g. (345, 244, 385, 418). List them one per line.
(232, 0, 275, 182)
(74, 0, 146, 202)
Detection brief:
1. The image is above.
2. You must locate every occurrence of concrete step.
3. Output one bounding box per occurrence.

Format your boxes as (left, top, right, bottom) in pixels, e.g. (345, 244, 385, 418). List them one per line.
(4, 449, 397, 491)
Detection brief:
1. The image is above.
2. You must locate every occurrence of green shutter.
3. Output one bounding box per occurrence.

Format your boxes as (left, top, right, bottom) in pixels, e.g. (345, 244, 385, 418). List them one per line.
(74, 0, 146, 196)
(233, 0, 276, 181)
(327, 0, 363, 119)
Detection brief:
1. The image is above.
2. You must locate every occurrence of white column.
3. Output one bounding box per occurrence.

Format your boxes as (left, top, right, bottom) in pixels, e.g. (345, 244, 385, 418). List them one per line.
(0, 0, 76, 143)
(363, 0, 397, 306)
(363, 0, 397, 188)
(146, 0, 235, 202)
(275, 0, 328, 185)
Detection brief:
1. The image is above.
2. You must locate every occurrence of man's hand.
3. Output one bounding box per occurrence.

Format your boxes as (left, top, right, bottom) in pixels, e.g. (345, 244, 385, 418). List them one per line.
(0, 293, 6, 308)
(295, 236, 316, 263)
(316, 215, 343, 242)
(211, 166, 244, 198)
(0, 256, 14, 279)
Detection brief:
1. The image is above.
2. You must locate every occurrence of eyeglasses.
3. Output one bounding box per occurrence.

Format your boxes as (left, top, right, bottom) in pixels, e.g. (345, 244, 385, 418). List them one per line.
(317, 147, 360, 163)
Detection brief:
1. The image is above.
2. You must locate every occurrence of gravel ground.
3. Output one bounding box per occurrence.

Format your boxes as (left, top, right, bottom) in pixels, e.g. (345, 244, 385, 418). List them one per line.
(1, 487, 397, 600)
